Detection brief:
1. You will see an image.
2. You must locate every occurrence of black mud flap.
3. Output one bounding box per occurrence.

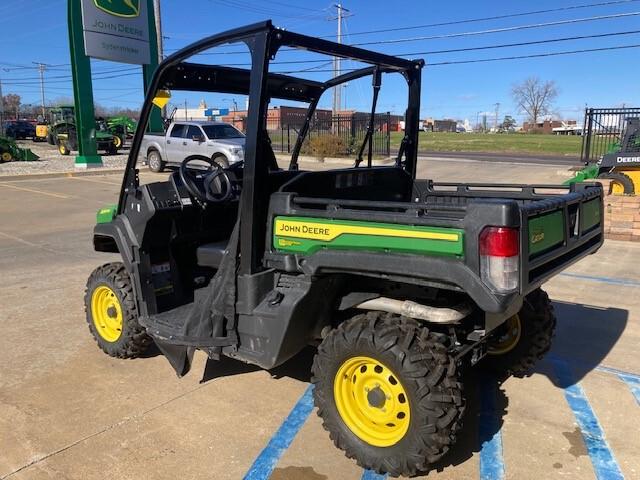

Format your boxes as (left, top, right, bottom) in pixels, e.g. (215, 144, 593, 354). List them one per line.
(140, 222, 240, 376)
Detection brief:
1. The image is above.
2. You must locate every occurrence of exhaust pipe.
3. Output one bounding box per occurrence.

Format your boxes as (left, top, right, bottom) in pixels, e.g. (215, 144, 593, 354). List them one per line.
(355, 297, 471, 324)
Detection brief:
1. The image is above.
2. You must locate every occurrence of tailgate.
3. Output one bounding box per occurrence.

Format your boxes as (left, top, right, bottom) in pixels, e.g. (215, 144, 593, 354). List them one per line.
(521, 182, 603, 289)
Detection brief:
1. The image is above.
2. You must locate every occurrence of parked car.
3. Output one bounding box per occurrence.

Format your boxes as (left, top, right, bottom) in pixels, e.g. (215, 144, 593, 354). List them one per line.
(140, 121, 245, 172)
(4, 120, 36, 139)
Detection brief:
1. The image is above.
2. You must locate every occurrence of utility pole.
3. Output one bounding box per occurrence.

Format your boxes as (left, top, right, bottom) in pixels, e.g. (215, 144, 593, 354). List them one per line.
(33, 62, 48, 117)
(329, 3, 352, 115)
(494, 102, 500, 131)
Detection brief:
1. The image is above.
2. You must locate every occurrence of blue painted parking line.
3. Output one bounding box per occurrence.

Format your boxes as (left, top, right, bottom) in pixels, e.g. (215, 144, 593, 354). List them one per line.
(244, 384, 315, 480)
(595, 363, 640, 380)
(558, 272, 640, 287)
(361, 469, 387, 479)
(616, 374, 640, 406)
(553, 359, 624, 480)
(478, 378, 505, 480)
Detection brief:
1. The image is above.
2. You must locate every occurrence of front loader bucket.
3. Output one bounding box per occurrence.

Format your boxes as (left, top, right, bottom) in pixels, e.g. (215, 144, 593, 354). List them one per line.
(16, 147, 39, 161)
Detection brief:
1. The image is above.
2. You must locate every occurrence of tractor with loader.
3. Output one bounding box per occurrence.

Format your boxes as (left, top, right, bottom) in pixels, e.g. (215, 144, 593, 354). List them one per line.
(43, 105, 119, 155)
(83, 22, 605, 477)
(566, 114, 640, 194)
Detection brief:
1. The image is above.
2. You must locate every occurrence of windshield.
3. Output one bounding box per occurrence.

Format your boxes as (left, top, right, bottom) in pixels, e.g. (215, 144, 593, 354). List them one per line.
(202, 124, 245, 140)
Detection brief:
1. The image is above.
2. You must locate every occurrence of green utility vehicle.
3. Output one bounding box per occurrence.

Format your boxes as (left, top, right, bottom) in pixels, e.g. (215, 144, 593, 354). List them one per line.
(84, 22, 604, 477)
(47, 105, 119, 155)
(106, 116, 137, 149)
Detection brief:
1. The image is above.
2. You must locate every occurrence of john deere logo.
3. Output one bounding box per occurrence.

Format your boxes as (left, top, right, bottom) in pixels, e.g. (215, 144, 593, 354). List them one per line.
(94, 0, 140, 18)
(531, 231, 545, 244)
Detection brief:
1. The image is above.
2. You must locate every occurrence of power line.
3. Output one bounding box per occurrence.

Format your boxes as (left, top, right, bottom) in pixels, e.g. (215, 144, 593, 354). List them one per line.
(428, 43, 640, 66)
(338, 0, 640, 38)
(274, 43, 640, 73)
(162, 30, 640, 68)
(351, 11, 640, 46)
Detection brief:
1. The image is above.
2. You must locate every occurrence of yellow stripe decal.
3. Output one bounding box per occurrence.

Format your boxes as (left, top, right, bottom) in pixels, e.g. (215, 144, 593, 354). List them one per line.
(274, 218, 460, 242)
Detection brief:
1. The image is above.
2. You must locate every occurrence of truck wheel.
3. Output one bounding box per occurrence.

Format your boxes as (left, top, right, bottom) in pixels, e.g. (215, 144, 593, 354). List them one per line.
(598, 171, 634, 195)
(148, 150, 165, 172)
(84, 262, 152, 358)
(212, 154, 229, 168)
(482, 288, 556, 377)
(312, 312, 465, 477)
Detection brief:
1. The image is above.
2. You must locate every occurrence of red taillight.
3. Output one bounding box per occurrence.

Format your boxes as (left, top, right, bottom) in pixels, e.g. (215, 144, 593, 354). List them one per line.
(479, 227, 520, 293)
(479, 227, 519, 257)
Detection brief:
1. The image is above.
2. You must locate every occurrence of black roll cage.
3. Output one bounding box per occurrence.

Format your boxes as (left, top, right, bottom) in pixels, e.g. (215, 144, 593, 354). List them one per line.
(121, 20, 424, 275)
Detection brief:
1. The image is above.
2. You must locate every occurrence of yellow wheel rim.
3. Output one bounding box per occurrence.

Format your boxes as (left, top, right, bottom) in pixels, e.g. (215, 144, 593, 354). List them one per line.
(334, 356, 410, 447)
(113, 136, 122, 148)
(1, 152, 12, 161)
(488, 314, 521, 355)
(610, 181, 625, 195)
(58, 144, 66, 154)
(91, 285, 123, 342)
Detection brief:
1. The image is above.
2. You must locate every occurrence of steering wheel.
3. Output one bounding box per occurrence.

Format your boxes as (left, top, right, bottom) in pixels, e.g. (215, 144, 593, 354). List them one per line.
(179, 155, 233, 206)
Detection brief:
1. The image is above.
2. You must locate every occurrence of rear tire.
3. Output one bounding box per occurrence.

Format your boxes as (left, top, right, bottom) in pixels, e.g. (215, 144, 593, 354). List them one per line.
(312, 312, 465, 477)
(148, 149, 165, 172)
(84, 262, 152, 358)
(482, 288, 556, 377)
(598, 171, 635, 194)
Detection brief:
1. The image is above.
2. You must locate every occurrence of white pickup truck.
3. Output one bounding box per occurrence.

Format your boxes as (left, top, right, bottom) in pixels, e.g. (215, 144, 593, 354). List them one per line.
(140, 121, 245, 172)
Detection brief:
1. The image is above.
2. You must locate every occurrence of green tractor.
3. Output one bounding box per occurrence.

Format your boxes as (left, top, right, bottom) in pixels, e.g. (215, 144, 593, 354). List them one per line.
(47, 105, 119, 156)
(0, 136, 39, 162)
(106, 116, 137, 149)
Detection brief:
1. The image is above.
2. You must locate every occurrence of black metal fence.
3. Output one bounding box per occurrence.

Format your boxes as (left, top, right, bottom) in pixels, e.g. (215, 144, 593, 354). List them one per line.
(581, 107, 640, 163)
(268, 113, 392, 157)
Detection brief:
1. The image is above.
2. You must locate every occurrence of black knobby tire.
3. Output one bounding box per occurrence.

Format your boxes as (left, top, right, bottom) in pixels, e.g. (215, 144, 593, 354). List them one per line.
(148, 149, 165, 172)
(312, 312, 465, 477)
(598, 171, 635, 194)
(483, 288, 556, 377)
(84, 262, 152, 358)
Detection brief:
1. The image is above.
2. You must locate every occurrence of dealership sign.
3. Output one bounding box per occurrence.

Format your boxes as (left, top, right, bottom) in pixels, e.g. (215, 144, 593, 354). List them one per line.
(81, 0, 150, 64)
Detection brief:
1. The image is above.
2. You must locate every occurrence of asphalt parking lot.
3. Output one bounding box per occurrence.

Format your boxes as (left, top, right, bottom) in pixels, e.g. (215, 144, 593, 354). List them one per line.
(0, 160, 638, 480)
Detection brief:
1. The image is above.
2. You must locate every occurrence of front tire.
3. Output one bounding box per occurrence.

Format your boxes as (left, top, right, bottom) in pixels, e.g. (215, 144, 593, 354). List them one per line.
(84, 262, 151, 358)
(312, 312, 465, 477)
(58, 143, 70, 155)
(212, 154, 229, 168)
(148, 149, 165, 172)
(598, 171, 635, 195)
(482, 288, 556, 377)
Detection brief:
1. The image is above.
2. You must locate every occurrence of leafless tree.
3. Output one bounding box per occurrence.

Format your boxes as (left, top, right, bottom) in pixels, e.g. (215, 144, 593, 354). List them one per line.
(512, 77, 558, 125)
(2, 94, 21, 119)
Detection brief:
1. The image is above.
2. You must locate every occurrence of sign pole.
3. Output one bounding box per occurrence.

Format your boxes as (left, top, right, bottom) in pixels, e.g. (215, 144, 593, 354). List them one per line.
(143, 0, 163, 133)
(68, 0, 102, 168)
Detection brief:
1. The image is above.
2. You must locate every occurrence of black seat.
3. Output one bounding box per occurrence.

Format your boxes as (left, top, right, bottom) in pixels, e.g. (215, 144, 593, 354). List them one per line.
(196, 240, 228, 268)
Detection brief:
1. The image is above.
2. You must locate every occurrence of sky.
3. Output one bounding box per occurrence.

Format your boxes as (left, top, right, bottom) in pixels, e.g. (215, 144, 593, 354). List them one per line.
(1, 0, 639, 125)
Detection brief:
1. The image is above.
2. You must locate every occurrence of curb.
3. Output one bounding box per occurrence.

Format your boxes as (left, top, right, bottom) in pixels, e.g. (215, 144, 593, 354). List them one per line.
(0, 167, 126, 182)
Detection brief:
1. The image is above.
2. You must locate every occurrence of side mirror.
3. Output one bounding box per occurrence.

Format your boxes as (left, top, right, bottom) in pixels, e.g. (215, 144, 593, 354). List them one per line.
(192, 135, 205, 142)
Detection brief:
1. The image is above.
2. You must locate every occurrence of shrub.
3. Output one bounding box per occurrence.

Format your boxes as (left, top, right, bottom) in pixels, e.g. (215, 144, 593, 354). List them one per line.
(301, 134, 347, 159)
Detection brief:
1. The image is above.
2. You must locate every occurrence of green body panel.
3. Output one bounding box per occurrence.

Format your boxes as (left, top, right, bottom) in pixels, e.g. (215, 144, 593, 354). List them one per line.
(96, 205, 117, 224)
(0, 136, 39, 161)
(528, 210, 565, 256)
(563, 164, 599, 185)
(581, 198, 601, 232)
(273, 217, 464, 257)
